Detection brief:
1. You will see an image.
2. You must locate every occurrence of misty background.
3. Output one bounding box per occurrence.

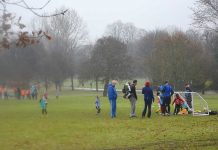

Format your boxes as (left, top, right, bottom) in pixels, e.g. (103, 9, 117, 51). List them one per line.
(0, 0, 218, 96)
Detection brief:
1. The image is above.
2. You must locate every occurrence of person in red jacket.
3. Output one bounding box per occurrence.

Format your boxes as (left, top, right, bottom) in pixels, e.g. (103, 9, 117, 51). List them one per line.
(26, 89, 31, 100)
(21, 89, 25, 99)
(172, 93, 184, 115)
(0, 86, 2, 99)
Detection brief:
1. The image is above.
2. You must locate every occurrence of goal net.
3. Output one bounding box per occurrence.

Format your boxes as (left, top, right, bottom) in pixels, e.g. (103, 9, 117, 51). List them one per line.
(173, 92, 209, 116)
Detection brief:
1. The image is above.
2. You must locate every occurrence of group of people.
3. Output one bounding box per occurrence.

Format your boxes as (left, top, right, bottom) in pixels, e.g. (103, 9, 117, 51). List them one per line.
(0, 84, 39, 100)
(106, 80, 138, 118)
(106, 79, 141, 118)
(105, 80, 192, 118)
(171, 93, 191, 115)
(0, 86, 8, 99)
(14, 85, 38, 100)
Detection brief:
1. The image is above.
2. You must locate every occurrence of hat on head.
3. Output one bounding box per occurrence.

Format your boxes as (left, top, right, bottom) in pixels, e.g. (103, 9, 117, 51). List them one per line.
(133, 80, 137, 84)
(145, 81, 150, 86)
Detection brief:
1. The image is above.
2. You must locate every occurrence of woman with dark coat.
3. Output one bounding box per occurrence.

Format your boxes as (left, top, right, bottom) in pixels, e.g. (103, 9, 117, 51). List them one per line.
(142, 81, 154, 118)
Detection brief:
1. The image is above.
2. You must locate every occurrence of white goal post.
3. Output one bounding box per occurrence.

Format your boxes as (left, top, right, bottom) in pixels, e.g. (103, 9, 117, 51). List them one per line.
(173, 92, 209, 116)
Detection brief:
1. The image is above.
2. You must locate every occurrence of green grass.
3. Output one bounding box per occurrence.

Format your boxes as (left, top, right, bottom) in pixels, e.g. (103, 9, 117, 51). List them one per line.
(0, 90, 218, 150)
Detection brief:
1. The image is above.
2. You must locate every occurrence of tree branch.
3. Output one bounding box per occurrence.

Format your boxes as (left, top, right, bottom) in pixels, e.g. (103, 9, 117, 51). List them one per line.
(192, 0, 218, 32)
(2, 0, 68, 17)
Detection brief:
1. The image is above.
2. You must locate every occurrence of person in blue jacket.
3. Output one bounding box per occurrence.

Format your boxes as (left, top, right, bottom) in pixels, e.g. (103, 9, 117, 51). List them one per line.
(39, 95, 48, 115)
(161, 81, 174, 115)
(142, 81, 154, 118)
(95, 96, 101, 114)
(107, 80, 118, 118)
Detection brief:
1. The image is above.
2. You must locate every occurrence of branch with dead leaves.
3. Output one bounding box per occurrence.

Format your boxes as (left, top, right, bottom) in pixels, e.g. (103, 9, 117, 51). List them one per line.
(0, 0, 68, 50)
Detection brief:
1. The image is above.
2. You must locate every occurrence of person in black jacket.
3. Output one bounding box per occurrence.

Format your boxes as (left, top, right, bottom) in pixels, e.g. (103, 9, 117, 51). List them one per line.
(129, 80, 138, 118)
(185, 84, 192, 108)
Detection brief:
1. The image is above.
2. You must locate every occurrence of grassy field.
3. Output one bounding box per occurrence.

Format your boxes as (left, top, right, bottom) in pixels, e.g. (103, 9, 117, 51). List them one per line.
(0, 90, 218, 150)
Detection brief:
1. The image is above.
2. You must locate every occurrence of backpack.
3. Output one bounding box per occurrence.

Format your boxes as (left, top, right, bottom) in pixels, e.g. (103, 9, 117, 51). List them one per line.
(122, 84, 129, 94)
(122, 84, 132, 99)
(122, 85, 126, 94)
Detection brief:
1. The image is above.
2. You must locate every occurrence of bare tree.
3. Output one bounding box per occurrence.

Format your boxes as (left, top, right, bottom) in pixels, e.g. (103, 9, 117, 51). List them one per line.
(41, 8, 88, 90)
(136, 29, 213, 90)
(204, 31, 218, 89)
(75, 44, 93, 81)
(0, 42, 47, 83)
(91, 36, 132, 96)
(192, 0, 218, 32)
(1, 0, 67, 17)
(105, 20, 146, 44)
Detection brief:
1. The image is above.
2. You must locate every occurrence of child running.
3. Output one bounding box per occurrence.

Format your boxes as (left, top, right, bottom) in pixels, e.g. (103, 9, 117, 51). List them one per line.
(95, 96, 101, 114)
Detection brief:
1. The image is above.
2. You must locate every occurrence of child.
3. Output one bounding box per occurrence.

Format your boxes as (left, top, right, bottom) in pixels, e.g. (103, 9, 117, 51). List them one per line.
(95, 96, 101, 114)
(181, 101, 192, 113)
(56, 88, 60, 99)
(172, 93, 184, 115)
(21, 89, 25, 99)
(39, 95, 48, 115)
(26, 89, 31, 100)
(155, 92, 161, 114)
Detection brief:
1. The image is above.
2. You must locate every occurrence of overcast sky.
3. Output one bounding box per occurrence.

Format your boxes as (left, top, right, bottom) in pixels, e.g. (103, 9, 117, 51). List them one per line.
(8, 0, 197, 41)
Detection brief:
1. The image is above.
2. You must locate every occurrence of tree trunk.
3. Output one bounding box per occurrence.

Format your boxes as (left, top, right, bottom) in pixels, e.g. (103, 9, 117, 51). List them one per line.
(55, 80, 61, 91)
(45, 78, 48, 92)
(95, 77, 99, 92)
(103, 79, 109, 97)
(202, 89, 205, 95)
(55, 82, 58, 90)
(71, 76, 74, 91)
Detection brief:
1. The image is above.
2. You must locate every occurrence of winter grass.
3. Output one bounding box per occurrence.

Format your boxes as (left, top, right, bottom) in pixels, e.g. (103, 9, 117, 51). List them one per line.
(0, 90, 218, 150)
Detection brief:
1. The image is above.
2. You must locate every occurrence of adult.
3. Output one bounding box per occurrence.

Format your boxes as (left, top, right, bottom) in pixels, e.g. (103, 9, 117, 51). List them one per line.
(161, 81, 174, 115)
(3, 87, 8, 100)
(31, 85, 38, 100)
(16, 87, 21, 100)
(26, 89, 31, 100)
(185, 83, 192, 108)
(56, 87, 60, 99)
(107, 80, 118, 118)
(129, 80, 138, 117)
(142, 81, 154, 118)
(0, 85, 2, 99)
(21, 89, 25, 99)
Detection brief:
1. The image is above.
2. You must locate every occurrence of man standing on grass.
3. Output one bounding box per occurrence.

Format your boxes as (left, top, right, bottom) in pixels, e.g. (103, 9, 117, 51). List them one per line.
(185, 83, 192, 109)
(161, 81, 174, 115)
(107, 80, 118, 118)
(129, 80, 138, 118)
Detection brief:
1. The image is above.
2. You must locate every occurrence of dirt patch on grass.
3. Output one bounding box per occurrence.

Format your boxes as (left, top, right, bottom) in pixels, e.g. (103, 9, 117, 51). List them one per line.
(102, 138, 218, 150)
